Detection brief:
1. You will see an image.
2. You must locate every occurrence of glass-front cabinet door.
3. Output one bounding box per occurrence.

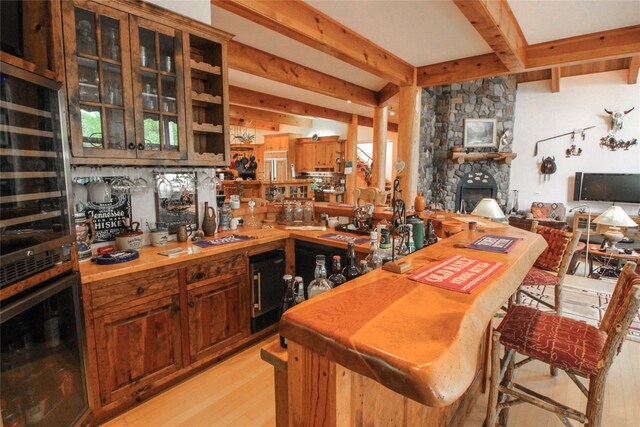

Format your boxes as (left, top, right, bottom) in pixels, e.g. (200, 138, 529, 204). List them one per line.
(63, 1, 136, 159)
(130, 16, 186, 160)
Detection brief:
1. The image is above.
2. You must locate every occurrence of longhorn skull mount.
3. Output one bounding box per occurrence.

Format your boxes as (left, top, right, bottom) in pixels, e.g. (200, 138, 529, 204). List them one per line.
(604, 107, 635, 132)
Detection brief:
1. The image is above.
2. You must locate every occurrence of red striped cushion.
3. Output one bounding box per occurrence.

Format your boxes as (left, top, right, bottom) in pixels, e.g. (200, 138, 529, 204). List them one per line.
(498, 305, 606, 376)
(520, 267, 560, 287)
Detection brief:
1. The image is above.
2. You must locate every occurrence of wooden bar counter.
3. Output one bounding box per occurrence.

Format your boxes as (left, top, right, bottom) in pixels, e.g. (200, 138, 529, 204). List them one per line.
(267, 223, 546, 426)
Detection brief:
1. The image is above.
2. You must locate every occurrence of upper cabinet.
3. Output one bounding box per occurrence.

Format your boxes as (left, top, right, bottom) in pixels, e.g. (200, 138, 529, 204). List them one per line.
(295, 136, 345, 173)
(61, 0, 231, 165)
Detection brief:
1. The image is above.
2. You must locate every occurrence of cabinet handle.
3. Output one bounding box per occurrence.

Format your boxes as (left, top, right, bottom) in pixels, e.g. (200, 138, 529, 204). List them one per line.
(137, 143, 145, 150)
(188, 301, 195, 308)
(194, 271, 205, 281)
(136, 287, 144, 295)
(128, 142, 136, 150)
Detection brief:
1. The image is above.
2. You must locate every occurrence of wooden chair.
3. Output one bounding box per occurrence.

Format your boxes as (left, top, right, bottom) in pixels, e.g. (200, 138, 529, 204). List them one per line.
(516, 225, 582, 316)
(487, 262, 640, 427)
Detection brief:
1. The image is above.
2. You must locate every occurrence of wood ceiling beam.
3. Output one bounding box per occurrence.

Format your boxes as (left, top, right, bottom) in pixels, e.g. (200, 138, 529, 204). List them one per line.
(629, 56, 640, 85)
(517, 57, 630, 84)
(526, 25, 640, 69)
(452, 0, 526, 71)
(227, 41, 378, 108)
(377, 83, 399, 108)
(229, 86, 353, 123)
(213, 0, 415, 86)
(416, 53, 509, 87)
(358, 116, 399, 133)
(550, 68, 561, 93)
(229, 104, 313, 128)
(229, 117, 280, 132)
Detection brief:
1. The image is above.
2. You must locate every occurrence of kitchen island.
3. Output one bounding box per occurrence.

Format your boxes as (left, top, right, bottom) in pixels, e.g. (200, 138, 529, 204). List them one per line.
(265, 223, 546, 426)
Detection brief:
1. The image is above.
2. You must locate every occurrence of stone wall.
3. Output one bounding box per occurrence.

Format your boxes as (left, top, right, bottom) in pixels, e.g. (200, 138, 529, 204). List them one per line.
(418, 76, 517, 212)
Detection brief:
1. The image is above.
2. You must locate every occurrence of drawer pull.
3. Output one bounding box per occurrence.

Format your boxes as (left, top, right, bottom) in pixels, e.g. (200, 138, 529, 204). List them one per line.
(194, 271, 205, 281)
(136, 287, 145, 295)
(188, 301, 195, 308)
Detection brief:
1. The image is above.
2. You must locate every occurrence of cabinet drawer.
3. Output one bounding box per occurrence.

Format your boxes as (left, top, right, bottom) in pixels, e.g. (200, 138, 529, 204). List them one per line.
(185, 251, 246, 285)
(91, 269, 179, 313)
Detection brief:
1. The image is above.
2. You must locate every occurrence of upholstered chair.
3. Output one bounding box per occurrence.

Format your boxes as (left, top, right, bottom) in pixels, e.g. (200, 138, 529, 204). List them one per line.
(517, 225, 582, 316)
(487, 262, 640, 427)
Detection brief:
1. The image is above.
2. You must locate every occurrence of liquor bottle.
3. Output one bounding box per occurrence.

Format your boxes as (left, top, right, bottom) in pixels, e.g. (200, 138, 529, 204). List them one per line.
(307, 255, 333, 299)
(279, 275, 295, 348)
(328, 256, 346, 287)
(342, 242, 360, 281)
(425, 219, 438, 246)
(365, 231, 383, 270)
(293, 276, 306, 305)
(359, 260, 371, 275)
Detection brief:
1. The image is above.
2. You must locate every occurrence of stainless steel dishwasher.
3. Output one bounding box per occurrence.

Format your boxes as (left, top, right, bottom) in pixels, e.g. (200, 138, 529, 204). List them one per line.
(249, 249, 286, 333)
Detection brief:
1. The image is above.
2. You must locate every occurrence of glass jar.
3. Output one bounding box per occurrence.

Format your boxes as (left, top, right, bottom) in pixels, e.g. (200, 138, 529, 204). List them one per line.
(283, 202, 293, 223)
(293, 201, 303, 222)
(303, 201, 314, 222)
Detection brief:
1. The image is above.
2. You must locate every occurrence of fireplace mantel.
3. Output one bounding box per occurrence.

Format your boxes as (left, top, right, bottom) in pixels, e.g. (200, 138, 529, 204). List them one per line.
(448, 151, 518, 165)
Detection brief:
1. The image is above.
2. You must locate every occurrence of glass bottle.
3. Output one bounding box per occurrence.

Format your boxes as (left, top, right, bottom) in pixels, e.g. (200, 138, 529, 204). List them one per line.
(279, 275, 295, 348)
(328, 256, 346, 287)
(293, 201, 304, 221)
(342, 242, 360, 281)
(425, 219, 438, 246)
(283, 202, 293, 223)
(307, 255, 333, 299)
(245, 199, 259, 228)
(303, 201, 314, 222)
(365, 231, 384, 270)
(293, 276, 306, 305)
(359, 260, 371, 275)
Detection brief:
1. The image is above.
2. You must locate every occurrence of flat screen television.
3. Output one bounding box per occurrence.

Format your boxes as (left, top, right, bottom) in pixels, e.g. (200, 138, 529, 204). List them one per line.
(573, 173, 640, 204)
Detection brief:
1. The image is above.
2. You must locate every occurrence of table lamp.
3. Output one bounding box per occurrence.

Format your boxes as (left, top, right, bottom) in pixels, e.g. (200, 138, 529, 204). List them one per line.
(593, 206, 637, 251)
(471, 198, 506, 222)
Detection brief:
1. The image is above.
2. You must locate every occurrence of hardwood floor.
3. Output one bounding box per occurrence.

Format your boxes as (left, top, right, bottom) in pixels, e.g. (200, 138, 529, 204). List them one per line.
(102, 274, 640, 427)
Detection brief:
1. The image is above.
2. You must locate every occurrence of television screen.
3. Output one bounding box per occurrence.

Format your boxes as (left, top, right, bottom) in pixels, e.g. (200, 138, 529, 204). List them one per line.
(574, 173, 640, 204)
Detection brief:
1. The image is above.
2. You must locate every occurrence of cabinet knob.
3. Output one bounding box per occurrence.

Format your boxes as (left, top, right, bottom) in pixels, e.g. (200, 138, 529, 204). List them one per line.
(136, 287, 144, 295)
(188, 301, 195, 308)
(128, 142, 136, 150)
(137, 143, 145, 150)
(194, 271, 205, 281)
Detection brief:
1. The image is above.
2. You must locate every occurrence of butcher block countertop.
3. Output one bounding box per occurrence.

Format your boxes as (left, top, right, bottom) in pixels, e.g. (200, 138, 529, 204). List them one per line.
(278, 225, 546, 408)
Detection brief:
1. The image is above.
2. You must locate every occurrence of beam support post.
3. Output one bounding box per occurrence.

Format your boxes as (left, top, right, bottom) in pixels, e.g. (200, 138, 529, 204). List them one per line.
(397, 85, 422, 207)
(371, 106, 388, 192)
(345, 114, 358, 205)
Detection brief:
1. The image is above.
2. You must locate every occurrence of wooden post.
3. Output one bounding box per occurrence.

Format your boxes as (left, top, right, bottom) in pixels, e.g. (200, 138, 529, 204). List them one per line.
(371, 106, 388, 191)
(345, 114, 358, 204)
(397, 84, 422, 206)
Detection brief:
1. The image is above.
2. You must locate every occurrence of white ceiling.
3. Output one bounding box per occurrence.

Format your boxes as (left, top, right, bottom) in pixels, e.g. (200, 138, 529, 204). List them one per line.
(203, 1, 640, 123)
(508, 0, 640, 44)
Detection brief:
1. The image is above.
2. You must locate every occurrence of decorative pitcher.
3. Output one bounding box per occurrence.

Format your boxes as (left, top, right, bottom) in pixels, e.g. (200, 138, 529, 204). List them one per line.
(202, 202, 217, 236)
(414, 193, 426, 212)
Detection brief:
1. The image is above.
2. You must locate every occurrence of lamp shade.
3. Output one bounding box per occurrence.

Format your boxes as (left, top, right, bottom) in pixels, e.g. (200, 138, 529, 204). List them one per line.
(593, 206, 638, 227)
(471, 198, 506, 219)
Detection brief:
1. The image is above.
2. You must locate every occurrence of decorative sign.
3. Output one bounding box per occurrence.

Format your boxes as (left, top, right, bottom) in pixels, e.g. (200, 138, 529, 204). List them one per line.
(409, 255, 505, 294)
(318, 233, 369, 246)
(85, 194, 131, 243)
(466, 234, 521, 254)
(194, 234, 256, 248)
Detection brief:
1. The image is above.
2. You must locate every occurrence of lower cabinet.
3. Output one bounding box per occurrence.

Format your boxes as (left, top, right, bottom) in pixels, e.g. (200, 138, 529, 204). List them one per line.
(93, 295, 183, 407)
(187, 275, 248, 363)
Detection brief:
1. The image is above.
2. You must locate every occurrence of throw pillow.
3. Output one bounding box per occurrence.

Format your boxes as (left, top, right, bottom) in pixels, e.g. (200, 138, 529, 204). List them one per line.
(532, 207, 547, 218)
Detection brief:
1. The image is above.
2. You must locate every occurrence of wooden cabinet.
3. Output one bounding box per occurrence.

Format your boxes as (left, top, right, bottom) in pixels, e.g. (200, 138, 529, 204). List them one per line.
(264, 134, 291, 151)
(62, 0, 231, 165)
(93, 295, 182, 406)
(295, 142, 316, 172)
(572, 212, 640, 237)
(187, 276, 248, 363)
(295, 136, 345, 172)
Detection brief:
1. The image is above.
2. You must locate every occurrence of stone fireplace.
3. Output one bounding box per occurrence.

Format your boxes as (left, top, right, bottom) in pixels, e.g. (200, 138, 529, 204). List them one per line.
(418, 76, 517, 212)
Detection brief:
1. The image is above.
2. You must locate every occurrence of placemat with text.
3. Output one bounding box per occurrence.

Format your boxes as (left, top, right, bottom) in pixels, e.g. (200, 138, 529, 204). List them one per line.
(408, 255, 506, 294)
(194, 235, 256, 248)
(466, 234, 521, 253)
(318, 233, 369, 246)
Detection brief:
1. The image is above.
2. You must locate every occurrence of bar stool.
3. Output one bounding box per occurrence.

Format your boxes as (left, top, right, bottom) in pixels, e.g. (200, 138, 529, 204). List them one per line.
(487, 262, 640, 427)
(517, 225, 582, 315)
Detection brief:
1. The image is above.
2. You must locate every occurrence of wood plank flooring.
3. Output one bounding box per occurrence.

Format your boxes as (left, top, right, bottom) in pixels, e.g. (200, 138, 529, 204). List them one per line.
(102, 274, 640, 427)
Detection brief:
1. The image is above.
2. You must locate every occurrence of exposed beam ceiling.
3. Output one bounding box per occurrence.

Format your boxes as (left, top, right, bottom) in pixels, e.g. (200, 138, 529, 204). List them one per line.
(358, 116, 398, 133)
(227, 41, 378, 108)
(526, 25, 640, 69)
(416, 53, 509, 87)
(452, 0, 526, 72)
(229, 86, 398, 132)
(377, 83, 400, 108)
(229, 104, 313, 128)
(629, 56, 640, 85)
(229, 117, 280, 132)
(517, 57, 631, 85)
(213, 0, 415, 86)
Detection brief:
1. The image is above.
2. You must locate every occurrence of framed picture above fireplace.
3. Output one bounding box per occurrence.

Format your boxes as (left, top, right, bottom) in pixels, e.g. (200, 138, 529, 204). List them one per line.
(464, 118, 498, 148)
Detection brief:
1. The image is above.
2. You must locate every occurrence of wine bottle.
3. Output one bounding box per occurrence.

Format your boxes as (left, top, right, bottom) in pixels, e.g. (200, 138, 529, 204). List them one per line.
(343, 242, 360, 281)
(279, 275, 295, 348)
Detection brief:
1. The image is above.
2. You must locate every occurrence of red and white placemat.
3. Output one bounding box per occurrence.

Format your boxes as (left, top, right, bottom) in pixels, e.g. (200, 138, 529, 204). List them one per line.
(408, 255, 506, 294)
